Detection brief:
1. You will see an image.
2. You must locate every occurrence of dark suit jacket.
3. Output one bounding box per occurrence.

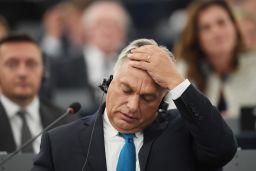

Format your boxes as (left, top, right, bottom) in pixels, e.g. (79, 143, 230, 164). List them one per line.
(48, 56, 98, 116)
(0, 99, 65, 153)
(49, 56, 89, 89)
(32, 85, 237, 171)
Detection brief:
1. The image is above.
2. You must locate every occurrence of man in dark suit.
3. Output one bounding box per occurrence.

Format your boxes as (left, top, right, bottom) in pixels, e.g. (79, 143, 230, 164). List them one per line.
(32, 39, 237, 171)
(0, 34, 65, 154)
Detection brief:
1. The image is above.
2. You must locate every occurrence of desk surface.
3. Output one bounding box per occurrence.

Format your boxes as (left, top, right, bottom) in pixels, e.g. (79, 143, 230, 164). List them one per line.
(223, 149, 256, 171)
(0, 153, 35, 171)
(1, 150, 256, 171)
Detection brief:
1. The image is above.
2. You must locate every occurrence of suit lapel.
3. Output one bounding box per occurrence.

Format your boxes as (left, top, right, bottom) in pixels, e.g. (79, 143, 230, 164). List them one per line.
(79, 104, 107, 171)
(39, 101, 65, 128)
(139, 112, 169, 171)
(77, 105, 171, 171)
(0, 102, 16, 153)
(39, 104, 51, 128)
(39, 102, 60, 128)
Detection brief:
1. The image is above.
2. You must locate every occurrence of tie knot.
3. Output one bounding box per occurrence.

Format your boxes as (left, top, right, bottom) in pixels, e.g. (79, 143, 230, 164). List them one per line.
(120, 133, 134, 143)
(17, 110, 27, 119)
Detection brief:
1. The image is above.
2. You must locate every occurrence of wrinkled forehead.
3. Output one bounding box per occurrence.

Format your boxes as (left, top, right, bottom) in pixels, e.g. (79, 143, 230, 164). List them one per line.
(114, 60, 163, 91)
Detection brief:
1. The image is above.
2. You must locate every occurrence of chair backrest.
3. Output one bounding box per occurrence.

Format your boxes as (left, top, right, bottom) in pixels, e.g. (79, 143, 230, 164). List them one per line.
(224, 118, 239, 135)
(240, 106, 256, 132)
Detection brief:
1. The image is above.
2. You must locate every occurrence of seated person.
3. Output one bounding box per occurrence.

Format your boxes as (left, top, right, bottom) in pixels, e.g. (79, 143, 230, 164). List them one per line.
(32, 38, 237, 171)
(0, 34, 66, 153)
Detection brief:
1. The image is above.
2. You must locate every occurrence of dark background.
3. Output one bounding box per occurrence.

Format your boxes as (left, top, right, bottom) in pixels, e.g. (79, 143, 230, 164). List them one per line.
(0, 0, 192, 47)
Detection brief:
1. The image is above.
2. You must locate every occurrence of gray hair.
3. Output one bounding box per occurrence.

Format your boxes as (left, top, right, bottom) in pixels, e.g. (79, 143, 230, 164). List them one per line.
(82, 1, 130, 32)
(113, 38, 175, 74)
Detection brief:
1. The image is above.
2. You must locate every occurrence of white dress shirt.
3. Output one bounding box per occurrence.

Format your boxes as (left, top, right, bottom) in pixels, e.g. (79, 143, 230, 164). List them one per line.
(103, 79, 190, 171)
(41, 35, 62, 58)
(83, 46, 117, 89)
(1, 95, 43, 153)
(103, 110, 143, 171)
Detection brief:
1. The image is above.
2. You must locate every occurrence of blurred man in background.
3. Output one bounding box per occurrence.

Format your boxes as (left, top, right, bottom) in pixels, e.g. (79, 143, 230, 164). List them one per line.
(49, 1, 131, 115)
(0, 34, 65, 153)
(81, 0, 130, 95)
(40, 1, 84, 59)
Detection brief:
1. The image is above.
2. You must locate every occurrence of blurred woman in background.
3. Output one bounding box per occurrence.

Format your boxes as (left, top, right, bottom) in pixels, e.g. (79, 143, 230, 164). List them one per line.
(0, 15, 9, 39)
(175, 0, 256, 118)
(0, 15, 9, 94)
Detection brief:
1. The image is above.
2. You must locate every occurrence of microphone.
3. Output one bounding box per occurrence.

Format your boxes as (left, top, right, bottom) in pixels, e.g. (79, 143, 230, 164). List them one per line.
(0, 102, 81, 167)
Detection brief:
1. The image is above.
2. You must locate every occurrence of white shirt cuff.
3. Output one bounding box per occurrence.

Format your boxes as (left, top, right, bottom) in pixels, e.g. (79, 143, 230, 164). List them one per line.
(164, 79, 191, 102)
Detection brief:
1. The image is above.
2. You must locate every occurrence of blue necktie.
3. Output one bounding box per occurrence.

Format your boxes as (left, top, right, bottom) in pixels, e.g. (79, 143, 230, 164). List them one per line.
(116, 133, 136, 171)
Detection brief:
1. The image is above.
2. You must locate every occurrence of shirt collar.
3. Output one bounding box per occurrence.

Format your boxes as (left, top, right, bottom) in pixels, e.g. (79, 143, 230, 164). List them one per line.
(1, 95, 20, 119)
(26, 97, 40, 122)
(84, 45, 118, 59)
(0, 95, 40, 122)
(103, 109, 119, 138)
(84, 45, 105, 59)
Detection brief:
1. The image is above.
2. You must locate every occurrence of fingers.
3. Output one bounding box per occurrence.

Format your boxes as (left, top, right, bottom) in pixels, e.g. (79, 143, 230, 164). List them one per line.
(131, 45, 154, 53)
(128, 45, 156, 63)
(128, 60, 150, 71)
(127, 46, 152, 72)
(127, 53, 151, 63)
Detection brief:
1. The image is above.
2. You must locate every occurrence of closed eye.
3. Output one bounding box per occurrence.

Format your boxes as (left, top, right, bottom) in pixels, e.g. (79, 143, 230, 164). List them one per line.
(141, 94, 157, 102)
(120, 84, 133, 94)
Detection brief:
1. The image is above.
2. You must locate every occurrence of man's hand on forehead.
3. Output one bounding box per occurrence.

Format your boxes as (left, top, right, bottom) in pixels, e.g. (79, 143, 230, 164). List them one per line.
(127, 45, 185, 90)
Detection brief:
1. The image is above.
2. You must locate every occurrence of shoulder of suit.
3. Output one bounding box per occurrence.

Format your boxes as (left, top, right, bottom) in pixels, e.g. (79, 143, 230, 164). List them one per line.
(155, 109, 182, 126)
(164, 109, 181, 120)
(160, 109, 187, 132)
(47, 116, 86, 136)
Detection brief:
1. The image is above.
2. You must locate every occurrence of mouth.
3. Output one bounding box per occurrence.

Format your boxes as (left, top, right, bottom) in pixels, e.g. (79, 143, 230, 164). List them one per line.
(214, 37, 227, 44)
(18, 84, 29, 87)
(16, 82, 30, 89)
(119, 112, 138, 123)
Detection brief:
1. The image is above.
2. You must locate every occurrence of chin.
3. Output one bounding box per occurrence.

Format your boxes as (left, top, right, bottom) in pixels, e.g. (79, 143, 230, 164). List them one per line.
(15, 93, 34, 100)
(115, 122, 136, 133)
(118, 128, 137, 134)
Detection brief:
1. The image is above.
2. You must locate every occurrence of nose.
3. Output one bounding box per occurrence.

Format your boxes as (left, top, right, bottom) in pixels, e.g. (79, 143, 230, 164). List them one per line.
(17, 64, 29, 77)
(127, 95, 139, 113)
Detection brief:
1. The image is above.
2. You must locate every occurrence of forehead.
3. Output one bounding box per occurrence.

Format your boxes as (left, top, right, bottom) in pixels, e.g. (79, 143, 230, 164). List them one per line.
(0, 42, 42, 61)
(115, 61, 162, 92)
(199, 5, 229, 21)
(88, 4, 126, 28)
